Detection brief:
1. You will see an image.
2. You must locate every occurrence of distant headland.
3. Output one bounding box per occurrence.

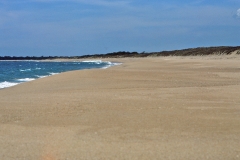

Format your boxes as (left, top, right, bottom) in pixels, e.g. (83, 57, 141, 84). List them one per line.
(1, 46, 240, 60)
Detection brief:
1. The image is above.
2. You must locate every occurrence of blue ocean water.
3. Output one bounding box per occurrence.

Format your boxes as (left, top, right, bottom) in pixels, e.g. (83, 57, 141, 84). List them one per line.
(0, 60, 119, 89)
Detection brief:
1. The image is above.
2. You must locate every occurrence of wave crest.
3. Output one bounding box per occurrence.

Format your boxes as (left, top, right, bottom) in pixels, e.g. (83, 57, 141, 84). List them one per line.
(0, 81, 19, 89)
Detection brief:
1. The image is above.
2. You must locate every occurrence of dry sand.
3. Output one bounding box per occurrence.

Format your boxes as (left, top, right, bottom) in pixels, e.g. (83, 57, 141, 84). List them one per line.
(0, 56, 240, 160)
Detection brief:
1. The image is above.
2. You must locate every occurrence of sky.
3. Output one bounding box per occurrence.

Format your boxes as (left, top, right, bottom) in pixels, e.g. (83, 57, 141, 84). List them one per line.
(0, 0, 240, 56)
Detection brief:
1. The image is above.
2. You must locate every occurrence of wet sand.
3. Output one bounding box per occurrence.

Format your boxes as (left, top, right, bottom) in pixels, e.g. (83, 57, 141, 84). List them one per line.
(0, 56, 240, 160)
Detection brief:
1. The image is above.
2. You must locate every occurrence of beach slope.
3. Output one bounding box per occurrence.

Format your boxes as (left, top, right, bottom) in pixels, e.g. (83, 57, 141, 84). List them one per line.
(0, 56, 240, 160)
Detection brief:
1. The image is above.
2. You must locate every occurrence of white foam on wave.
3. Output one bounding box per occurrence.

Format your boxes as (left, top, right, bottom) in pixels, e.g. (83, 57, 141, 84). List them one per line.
(82, 60, 102, 64)
(0, 81, 19, 89)
(49, 72, 59, 75)
(36, 75, 48, 78)
(101, 62, 122, 69)
(81, 60, 122, 69)
(17, 78, 35, 82)
(20, 69, 31, 72)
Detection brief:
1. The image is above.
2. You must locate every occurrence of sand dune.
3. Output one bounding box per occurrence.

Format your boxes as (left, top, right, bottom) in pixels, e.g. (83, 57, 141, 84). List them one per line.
(0, 56, 240, 160)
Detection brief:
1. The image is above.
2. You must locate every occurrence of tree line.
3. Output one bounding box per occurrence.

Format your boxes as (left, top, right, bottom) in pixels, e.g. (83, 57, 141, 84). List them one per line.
(1, 46, 239, 60)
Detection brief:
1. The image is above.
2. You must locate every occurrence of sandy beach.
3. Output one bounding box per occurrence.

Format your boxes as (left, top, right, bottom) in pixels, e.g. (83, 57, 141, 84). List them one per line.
(0, 56, 240, 160)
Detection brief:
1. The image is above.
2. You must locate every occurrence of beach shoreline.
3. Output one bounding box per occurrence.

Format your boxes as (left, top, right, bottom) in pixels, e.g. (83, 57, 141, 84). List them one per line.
(0, 60, 121, 89)
(0, 56, 239, 160)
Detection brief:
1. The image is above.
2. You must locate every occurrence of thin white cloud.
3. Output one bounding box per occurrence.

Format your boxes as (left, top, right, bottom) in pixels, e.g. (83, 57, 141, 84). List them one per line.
(237, 8, 240, 17)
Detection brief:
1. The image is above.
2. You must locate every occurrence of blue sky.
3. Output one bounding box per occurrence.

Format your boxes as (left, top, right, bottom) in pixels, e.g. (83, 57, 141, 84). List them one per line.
(0, 0, 240, 56)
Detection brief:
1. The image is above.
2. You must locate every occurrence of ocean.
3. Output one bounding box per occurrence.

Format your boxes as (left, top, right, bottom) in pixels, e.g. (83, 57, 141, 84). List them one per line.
(0, 60, 120, 89)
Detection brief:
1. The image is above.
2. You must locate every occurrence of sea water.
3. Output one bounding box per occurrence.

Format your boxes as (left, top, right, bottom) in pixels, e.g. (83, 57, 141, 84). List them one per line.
(0, 60, 120, 89)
